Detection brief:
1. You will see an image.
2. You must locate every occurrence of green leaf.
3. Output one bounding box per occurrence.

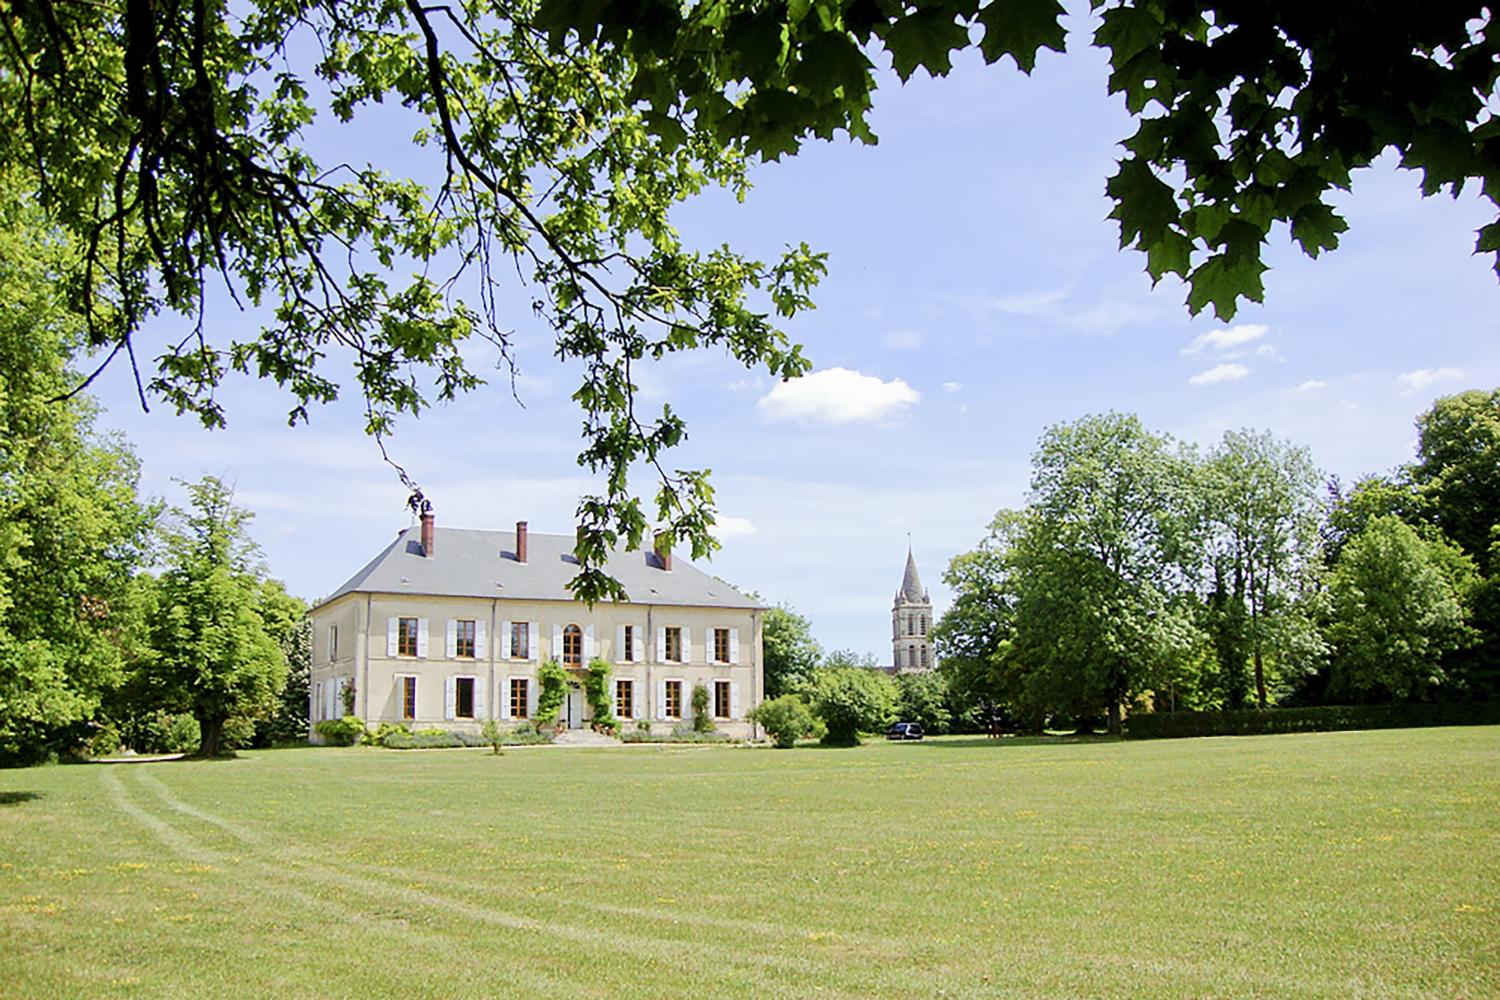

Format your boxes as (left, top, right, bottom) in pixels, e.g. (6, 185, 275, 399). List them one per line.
(976, 0, 1066, 74)
(1105, 157, 1179, 250)
(1185, 248, 1267, 320)
(881, 9, 971, 82)
(1290, 202, 1348, 258)
(1094, 5, 1162, 68)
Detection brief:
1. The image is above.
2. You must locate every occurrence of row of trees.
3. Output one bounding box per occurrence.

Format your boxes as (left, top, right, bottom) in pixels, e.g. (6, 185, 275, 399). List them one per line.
(936, 397, 1499, 733)
(0, 207, 306, 766)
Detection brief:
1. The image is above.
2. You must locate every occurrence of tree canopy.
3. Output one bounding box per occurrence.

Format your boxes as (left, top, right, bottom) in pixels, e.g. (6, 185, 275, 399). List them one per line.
(4, 2, 1496, 600)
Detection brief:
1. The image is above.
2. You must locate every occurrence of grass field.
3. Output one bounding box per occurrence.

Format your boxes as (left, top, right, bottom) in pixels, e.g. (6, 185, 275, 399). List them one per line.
(1, 728, 1497, 998)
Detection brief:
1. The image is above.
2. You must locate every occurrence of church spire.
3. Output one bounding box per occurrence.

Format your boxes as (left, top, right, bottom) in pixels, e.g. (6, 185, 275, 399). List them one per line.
(899, 547, 926, 603)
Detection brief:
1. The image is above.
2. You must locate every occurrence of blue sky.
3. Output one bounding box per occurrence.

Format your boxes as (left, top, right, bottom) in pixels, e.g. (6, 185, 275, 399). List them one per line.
(86, 28, 1500, 662)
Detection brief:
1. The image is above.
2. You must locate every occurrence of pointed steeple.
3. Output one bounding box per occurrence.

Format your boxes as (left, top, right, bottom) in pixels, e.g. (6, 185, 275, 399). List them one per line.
(899, 546, 926, 603)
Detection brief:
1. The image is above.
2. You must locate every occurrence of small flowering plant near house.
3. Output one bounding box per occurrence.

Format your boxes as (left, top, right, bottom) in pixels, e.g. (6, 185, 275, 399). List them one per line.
(341, 678, 357, 715)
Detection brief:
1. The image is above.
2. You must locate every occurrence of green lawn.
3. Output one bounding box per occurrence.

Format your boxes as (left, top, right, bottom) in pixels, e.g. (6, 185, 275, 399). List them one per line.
(1, 729, 1497, 998)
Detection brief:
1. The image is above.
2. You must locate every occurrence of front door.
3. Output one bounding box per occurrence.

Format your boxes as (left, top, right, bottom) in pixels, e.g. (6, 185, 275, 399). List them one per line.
(567, 685, 586, 729)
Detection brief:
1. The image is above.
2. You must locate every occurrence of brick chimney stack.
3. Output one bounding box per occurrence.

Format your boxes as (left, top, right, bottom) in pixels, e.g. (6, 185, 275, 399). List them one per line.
(515, 521, 528, 563)
(654, 532, 673, 572)
(420, 510, 435, 557)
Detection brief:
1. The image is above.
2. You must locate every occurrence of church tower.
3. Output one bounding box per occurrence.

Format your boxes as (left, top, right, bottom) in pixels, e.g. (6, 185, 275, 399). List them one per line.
(892, 546, 934, 672)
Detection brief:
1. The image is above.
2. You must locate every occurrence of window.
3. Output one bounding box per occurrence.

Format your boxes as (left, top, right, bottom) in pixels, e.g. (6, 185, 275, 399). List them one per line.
(328, 624, 339, 661)
(455, 676, 475, 719)
(510, 678, 529, 719)
(398, 617, 419, 657)
(713, 627, 730, 664)
(664, 680, 682, 719)
(920, 646, 929, 668)
(907, 618, 914, 636)
(616, 679, 633, 719)
(664, 627, 682, 663)
(401, 676, 416, 720)
(921, 616, 928, 636)
(511, 621, 529, 660)
(455, 619, 476, 658)
(622, 625, 635, 662)
(563, 624, 583, 666)
(714, 679, 731, 719)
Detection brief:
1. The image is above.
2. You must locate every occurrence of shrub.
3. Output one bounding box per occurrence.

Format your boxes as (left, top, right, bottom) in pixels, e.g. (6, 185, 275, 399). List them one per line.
(584, 658, 618, 733)
(1123, 702, 1500, 740)
(747, 694, 822, 748)
(378, 724, 554, 749)
(480, 718, 505, 755)
(314, 715, 366, 746)
(620, 724, 733, 744)
(811, 667, 898, 746)
(364, 722, 410, 747)
(221, 715, 258, 751)
(86, 721, 123, 758)
(690, 682, 714, 733)
(535, 658, 568, 727)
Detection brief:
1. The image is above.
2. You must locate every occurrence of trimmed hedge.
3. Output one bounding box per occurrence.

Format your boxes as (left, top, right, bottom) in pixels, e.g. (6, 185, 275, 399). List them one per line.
(378, 725, 554, 749)
(1124, 701, 1500, 740)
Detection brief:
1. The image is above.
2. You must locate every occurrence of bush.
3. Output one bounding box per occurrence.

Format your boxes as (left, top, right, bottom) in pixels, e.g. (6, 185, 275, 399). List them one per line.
(480, 718, 505, 755)
(747, 694, 822, 748)
(690, 683, 714, 733)
(535, 658, 567, 727)
(314, 715, 366, 746)
(811, 667, 898, 746)
(584, 658, 618, 733)
(221, 715, 257, 751)
(1123, 702, 1500, 740)
(364, 722, 410, 747)
(378, 724, 554, 749)
(895, 671, 953, 735)
(620, 724, 734, 744)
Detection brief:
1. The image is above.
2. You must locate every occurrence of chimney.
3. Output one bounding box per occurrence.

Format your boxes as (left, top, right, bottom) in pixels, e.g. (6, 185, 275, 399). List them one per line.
(654, 532, 673, 572)
(515, 521, 528, 563)
(420, 510, 435, 557)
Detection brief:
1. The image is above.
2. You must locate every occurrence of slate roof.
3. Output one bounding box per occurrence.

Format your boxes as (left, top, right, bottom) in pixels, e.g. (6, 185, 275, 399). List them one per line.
(897, 548, 927, 603)
(320, 526, 759, 609)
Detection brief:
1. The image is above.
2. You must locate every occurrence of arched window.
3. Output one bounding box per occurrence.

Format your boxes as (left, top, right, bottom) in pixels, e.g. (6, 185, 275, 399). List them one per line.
(920, 646, 929, 668)
(906, 617, 914, 636)
(563, 624, 583, 666)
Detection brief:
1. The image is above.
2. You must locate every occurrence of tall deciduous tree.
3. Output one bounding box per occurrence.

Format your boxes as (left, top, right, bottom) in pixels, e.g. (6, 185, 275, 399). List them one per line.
(0, 202, 154, 766)
(146, 478, 288, 756)
(1199, 430, 1324, 708)
(1328, 516, 1476, 702)
(761, 603, 822, 699)
(1413, 389, 1500, 575)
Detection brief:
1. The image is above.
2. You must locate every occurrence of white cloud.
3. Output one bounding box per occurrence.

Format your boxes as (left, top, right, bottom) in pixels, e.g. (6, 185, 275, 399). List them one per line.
(758, 367, 920, 425)
(1188, 363, 1251, 386)
(1293, 379, 1328, 392)
(942, 382, 963, 394)
(1182, 324, 1269, 355)
(1396, 367, 1464, 395)
(884, 329, 925, 351)
(710, 516, 757, 541)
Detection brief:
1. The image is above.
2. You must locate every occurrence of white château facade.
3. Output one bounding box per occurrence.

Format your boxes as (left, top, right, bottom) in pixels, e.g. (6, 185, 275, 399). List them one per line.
(892, 548, 934, 672)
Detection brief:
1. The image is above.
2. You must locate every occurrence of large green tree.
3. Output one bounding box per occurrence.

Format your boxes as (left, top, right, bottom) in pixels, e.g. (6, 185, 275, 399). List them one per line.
(5, 2, 1496, 602)
(0, 203, 154, 767)
(1328, 516, 1476, 702)
(144, 478, 289, 756)
(1413, 389, 1500, 576)
(1198, 429, 1324, 708)
(761, 603, 822, 698)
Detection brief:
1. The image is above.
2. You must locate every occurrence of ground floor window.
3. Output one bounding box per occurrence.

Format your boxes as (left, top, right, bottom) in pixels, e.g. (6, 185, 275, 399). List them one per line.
(616, 679, 633, 719)
(510, 678, 529, 719)
(401, 676, 416, 720)
(456, 676, 475, 719)
(664, 680, 682, 719)
(714, 680, 731, 719)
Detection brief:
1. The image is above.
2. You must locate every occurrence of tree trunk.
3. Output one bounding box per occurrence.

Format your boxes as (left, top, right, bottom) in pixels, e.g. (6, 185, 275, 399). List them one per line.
(1106, 700, 1121, 735)
(1254, 645, 1267, 709)
(197, 714, 226, 757)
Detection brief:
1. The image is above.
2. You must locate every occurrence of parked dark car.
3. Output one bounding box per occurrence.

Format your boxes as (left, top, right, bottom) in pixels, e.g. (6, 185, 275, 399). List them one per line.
(886, 722, 924, 741)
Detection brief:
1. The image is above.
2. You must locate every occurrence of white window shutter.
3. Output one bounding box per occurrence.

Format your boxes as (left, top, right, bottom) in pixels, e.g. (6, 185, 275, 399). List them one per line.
(615, 625, 625, 662)
(552, 623, 563, 659)
(475, 620, 487, 660)
(633, 629, 645, 663)
(526, 678, 538, 718)
(445, 619, 458, 659)
(500, 679, 512, 720)
(583, 625, 595, 661)
(386, 617, 398, 656)
(473, 676, 487, 719)
(657, 680, 667, 720)
(633, 684, 644, 720)
(528, 623, 539, 661)
(731, 682, 741, 719)
(655, 627, 666, 663)
(501, 621, 512, 659)
(682, 627, 693, 664)
(444, 677, 456, 720)
(606, 679, 615, 715)
(416, 618, 429, 658)
(729, 628, 740, 665)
